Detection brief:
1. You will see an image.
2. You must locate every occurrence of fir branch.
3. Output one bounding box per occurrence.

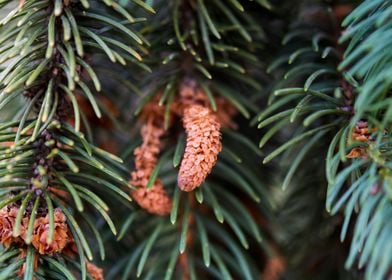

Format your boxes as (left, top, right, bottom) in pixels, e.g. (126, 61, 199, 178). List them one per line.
(0, 0, 147, 278)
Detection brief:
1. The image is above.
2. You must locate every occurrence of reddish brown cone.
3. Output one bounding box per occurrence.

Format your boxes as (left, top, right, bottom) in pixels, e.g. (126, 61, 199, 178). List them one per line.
(0, 206, 26, 247)
(31, 208, 69, 255)
(130, 99, 172, 215)
(178, 104, 222, 191)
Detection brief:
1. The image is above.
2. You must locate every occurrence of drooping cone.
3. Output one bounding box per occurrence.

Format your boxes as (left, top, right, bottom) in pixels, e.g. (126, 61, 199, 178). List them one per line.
(178, 104, 222, 191)
(130, 100, 172, 215)
(131, 179, 173, 215)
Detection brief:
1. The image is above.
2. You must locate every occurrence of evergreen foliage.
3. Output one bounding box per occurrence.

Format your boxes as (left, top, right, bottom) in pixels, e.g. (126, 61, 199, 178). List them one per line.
(0, 0, 391, 279)
(259, 1, 392, 279)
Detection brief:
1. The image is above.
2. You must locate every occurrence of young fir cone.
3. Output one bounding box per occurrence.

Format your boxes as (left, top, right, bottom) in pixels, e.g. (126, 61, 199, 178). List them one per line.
(0, 205, 26, 247)
(177, 84, 222, 191)
(31, 208, 70, 255)
(130, 100, 172, 215)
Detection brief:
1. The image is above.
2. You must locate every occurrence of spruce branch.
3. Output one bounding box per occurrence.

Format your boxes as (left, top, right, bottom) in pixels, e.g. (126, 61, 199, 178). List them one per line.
(258, 1, 392, 279)
(0, 0, 148, 278)
(107, 0, 277, 278)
